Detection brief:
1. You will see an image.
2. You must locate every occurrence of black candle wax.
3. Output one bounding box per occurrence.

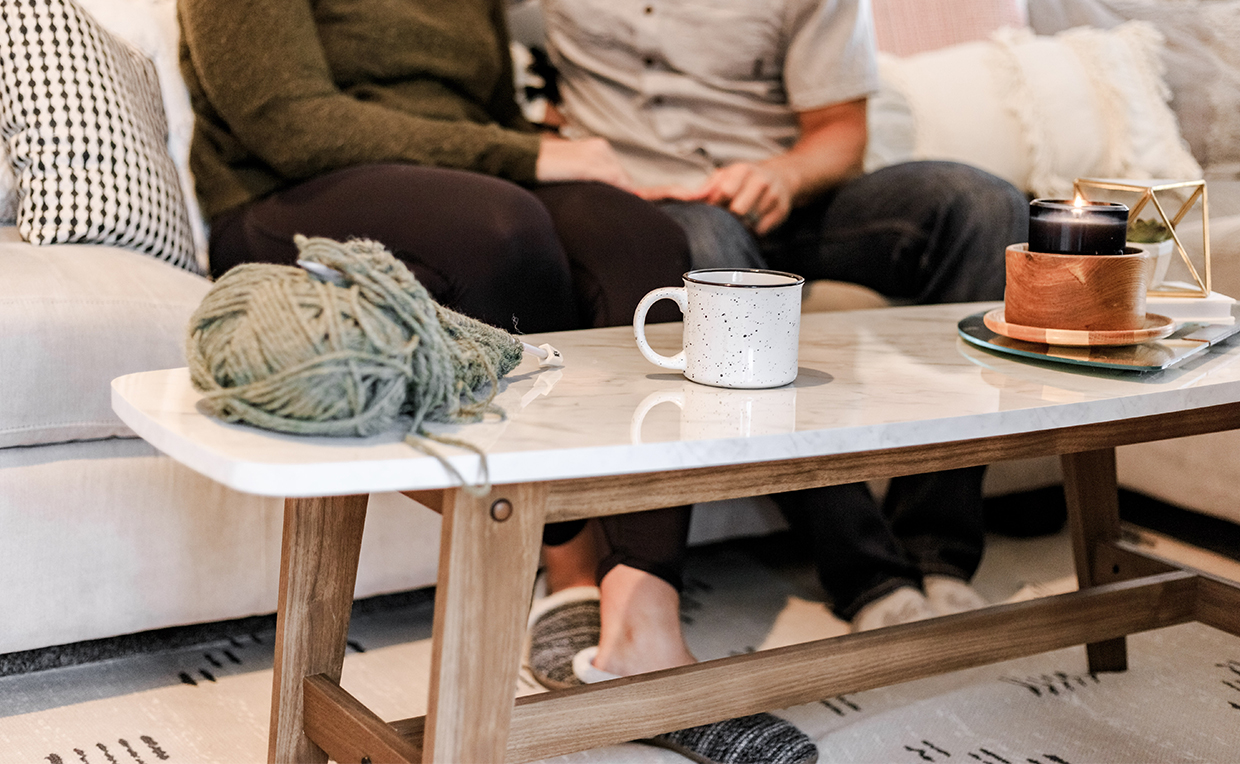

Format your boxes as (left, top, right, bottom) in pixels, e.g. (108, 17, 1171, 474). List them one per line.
(1028, 198, 1129, 256)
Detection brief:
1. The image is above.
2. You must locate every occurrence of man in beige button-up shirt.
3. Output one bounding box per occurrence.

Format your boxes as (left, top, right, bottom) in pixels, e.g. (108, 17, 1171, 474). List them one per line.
(547, 0, 878, 218)
(527, 4, 1030, 763)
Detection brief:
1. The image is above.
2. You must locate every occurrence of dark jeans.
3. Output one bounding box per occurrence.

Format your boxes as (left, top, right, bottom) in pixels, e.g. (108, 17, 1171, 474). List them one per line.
(659, 161, 1028, 618)
(776, 469, 989, 620)
(662, 160, 1022, 303)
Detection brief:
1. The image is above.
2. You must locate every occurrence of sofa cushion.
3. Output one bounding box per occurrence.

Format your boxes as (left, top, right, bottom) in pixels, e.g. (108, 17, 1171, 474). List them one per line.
(1028, 0, 1240, 179)
(0, 226, 210, 448)
(0, 0, 200, 273)
(865, 21, 1203, 198)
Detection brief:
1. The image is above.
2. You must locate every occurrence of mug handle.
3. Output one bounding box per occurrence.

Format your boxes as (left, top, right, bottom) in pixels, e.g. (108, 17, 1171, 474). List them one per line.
(633, 286, 687, 371)
(629, 389, 685, 444)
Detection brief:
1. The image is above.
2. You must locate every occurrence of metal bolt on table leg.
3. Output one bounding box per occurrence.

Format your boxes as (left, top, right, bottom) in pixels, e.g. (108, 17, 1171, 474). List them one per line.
(490, 499, 513, 522)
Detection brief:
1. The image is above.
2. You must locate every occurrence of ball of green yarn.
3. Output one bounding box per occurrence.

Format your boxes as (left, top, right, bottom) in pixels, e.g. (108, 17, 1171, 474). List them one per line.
(186, 235, 524, 437)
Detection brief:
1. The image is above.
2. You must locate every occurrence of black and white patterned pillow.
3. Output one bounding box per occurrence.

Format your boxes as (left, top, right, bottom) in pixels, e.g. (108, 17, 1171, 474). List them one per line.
(0, 0, 200, 273)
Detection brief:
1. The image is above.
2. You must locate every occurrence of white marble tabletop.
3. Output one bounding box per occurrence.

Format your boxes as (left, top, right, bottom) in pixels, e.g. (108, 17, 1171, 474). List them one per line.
(111, 302, 1240, 497)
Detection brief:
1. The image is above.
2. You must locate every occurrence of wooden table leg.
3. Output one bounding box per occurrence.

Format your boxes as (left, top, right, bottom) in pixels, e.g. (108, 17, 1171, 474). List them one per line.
(1061, 448, 1128, 672)
(269, 494, 369, 763)
(424, 484, 546, 763)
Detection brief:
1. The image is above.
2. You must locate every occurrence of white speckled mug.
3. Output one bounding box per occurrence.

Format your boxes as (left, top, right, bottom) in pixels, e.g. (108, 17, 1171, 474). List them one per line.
(633, 269, 805, 389)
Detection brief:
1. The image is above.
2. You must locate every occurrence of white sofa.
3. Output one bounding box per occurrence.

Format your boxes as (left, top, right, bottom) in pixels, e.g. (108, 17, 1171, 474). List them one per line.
(3, 0, 1240, 659)
(0, 0, 452, 658)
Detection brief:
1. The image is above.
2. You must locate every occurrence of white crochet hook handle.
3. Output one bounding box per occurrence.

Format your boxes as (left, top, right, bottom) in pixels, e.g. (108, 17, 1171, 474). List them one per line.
(523, 342, 564, 368)
(297, 260, 564, 367)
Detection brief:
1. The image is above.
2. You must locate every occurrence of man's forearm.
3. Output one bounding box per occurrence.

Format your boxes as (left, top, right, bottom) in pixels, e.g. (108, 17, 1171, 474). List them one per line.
(762, 98, 868, 207)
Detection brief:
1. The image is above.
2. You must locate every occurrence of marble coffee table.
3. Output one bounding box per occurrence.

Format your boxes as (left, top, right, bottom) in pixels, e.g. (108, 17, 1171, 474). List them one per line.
(111, 301, 1240, 764)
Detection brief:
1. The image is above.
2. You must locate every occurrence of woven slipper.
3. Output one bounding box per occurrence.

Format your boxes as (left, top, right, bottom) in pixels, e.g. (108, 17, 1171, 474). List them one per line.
(572, 648, 818, 764)
(526, 585, 600, 690)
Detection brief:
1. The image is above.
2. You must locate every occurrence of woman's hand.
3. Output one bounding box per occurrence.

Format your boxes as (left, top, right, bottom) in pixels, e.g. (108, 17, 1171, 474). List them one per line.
(536, 134, 633, 188)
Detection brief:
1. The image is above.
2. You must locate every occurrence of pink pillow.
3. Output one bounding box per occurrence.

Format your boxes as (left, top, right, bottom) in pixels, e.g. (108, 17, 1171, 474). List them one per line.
(872, 0, 1028, 57)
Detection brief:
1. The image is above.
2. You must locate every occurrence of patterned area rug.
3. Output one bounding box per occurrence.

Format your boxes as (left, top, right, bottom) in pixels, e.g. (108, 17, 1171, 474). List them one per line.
(2, 531, 1239, 763)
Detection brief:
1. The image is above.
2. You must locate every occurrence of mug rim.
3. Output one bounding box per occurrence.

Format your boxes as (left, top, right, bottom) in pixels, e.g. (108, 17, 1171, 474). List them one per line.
(683, 268, 805, 288)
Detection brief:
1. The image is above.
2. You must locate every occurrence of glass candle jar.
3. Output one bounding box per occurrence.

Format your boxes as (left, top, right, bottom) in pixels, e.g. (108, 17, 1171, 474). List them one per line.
(1028, 198, 1129, 256)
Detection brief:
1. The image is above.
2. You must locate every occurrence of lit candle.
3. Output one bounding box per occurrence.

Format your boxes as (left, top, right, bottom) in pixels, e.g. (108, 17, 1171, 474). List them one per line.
(1028, 197, 1129, 256)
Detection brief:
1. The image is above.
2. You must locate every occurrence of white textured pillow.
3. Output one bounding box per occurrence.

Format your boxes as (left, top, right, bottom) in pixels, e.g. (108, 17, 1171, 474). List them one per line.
(0, 0, 201, 273)
(865, 21, 1203, 197)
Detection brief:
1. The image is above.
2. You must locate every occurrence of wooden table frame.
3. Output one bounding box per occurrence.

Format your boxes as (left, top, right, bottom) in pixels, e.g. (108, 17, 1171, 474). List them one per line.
(268, 402, 1240, 764)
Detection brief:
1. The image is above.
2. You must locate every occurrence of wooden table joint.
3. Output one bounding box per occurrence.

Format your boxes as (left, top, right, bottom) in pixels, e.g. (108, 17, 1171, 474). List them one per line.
(1195, 573, 1240, 634)
(1093, 539, 1179, 583)
(304, 674, 422, 764)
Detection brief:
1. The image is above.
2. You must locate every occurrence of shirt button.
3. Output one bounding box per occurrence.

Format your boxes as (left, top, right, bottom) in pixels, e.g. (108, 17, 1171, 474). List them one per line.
(643, 57, 655, 67)
(651, 95, 665, 106)
(644, 5, 654, 14)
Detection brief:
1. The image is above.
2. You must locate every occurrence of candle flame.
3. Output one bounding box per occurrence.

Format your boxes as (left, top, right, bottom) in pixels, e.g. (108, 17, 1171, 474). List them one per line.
(1073, 194, 1086, 208)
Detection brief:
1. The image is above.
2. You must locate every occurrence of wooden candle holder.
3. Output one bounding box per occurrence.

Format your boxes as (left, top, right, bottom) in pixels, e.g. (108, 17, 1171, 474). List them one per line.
(1003, 244, 1154, 332)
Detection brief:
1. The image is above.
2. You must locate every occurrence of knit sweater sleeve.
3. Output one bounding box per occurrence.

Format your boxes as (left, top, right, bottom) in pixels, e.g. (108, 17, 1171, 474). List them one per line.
(179, 0, 541, 184)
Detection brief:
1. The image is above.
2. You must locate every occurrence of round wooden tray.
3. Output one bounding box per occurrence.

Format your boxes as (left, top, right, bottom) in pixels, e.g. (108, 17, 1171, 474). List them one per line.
(982, 308, 1176, 347)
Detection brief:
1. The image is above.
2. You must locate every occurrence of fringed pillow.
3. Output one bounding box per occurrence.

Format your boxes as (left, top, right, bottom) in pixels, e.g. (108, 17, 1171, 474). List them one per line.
(865, 21, 1203, 198)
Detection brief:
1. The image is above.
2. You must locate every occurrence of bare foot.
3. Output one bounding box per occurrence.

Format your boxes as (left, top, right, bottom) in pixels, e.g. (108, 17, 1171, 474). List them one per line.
(593, 564, 695, 676)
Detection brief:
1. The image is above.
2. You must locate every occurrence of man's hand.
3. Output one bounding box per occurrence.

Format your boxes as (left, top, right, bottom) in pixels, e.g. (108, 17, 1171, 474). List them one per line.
(633, 163, 795, 234)
(631, 164, 793, 234)
(637, 99, 869, 235)
(700, 162, 797, 235)
(536, 134, 633, 188)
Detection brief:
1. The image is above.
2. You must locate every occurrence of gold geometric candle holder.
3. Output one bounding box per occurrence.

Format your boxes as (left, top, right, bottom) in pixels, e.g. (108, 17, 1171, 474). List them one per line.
(1073, 177, 1210, 298)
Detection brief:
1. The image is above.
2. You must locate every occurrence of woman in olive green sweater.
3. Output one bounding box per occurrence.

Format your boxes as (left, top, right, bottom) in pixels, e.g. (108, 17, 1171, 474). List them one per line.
(179, 0, 688, 334)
